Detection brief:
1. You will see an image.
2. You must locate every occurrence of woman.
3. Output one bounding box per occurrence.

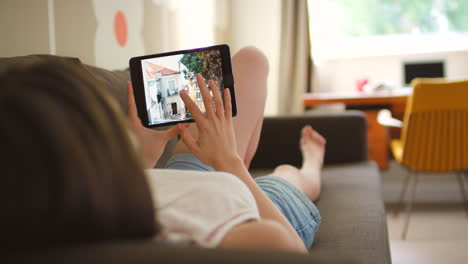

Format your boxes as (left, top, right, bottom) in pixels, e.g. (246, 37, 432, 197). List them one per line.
(0, 47, 324, 252)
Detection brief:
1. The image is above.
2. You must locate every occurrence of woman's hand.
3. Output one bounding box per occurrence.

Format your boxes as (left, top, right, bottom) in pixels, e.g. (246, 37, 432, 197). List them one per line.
(178, 75, 241, 170)
(127, 82, 179, 169)
(179, 76, 307, 252)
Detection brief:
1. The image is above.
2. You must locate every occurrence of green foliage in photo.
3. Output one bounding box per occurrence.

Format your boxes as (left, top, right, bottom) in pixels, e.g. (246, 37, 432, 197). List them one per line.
(180, 50, 222, 83)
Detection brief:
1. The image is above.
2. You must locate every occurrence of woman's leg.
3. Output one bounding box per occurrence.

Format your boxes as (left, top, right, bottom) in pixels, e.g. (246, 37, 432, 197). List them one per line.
(173, 46, 269, 167)
(270, 126, 326, 202)
(231, 47, 269, 167)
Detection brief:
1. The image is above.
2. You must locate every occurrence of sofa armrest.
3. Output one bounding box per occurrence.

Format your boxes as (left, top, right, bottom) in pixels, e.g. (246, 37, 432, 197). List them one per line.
(250, 111, 368, 169)
(2, 241, 358, 264)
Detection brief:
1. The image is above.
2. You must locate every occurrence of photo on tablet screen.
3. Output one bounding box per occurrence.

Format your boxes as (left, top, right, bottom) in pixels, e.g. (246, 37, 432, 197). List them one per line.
(141, 49, 224, 126)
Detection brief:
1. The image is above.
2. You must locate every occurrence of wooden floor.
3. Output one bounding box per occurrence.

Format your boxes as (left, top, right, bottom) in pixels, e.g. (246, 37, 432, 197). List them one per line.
(386, 208, 468, 264)
(382, 161, 468, 264)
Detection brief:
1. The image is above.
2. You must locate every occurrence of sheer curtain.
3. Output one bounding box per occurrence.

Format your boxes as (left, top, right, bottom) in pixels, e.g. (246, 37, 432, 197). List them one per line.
(277, 0, 312, 115)
(143, 0, 182, 53)
(145, 0, 229, 53)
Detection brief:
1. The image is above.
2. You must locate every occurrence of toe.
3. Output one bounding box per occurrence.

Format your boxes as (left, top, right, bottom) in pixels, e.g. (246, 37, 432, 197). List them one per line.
(310, 129, 326, 145)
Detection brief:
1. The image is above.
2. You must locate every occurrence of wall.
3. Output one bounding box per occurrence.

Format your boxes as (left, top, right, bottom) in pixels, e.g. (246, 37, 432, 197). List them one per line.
(230, 0, 282, 116)
(0, 0, 283, 115)
(0, 0, 50, 57)
(315, 50, 468, 93)
(0, 0, 219, 69)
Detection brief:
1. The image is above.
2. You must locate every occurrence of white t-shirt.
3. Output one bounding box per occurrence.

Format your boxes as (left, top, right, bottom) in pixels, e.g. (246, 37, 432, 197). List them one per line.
(145, 169, 260, 248)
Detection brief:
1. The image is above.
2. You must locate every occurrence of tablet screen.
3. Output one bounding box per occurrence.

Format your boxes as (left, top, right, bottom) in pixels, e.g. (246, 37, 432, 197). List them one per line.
(140, 49, 224, 126)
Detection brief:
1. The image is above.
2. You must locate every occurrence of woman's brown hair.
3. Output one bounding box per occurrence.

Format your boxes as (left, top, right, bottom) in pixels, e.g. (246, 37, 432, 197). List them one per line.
(0, 58, 158, 247)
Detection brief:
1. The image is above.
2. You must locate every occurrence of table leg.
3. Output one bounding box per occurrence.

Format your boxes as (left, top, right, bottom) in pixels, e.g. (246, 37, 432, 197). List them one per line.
(365, 110, 389, 170)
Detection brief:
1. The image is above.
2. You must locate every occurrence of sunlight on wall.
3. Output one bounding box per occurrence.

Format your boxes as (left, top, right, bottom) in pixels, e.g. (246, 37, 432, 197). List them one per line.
(151, 0, 215, 50)
(178, 0, 215, 49)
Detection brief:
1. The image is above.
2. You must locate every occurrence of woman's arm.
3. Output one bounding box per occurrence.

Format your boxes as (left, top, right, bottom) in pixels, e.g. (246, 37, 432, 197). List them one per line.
(207, 151, 307, 253)
(219, 219, 305, 253)
(178, 75, 306, 253)
(127, 82, 179, 168)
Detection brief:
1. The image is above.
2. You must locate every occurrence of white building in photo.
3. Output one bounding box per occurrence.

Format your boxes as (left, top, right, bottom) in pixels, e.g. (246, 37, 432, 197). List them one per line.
(143, 61, 200, 124)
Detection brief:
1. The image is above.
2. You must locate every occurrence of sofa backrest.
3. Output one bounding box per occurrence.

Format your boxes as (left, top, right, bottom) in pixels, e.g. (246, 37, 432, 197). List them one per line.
(250, 111, 368, 169)
(0, 54, 176, 168)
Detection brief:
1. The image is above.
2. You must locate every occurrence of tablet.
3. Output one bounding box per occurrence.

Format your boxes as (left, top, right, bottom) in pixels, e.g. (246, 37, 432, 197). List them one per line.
(129, 44, 236, 128)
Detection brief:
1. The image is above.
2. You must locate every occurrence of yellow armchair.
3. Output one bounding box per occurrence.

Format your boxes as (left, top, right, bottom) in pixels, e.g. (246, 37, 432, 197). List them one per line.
(387, 78, 468, 239)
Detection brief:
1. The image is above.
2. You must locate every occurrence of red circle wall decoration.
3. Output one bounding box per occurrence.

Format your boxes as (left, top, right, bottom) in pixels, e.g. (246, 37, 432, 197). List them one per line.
(114, 10, 128, 47)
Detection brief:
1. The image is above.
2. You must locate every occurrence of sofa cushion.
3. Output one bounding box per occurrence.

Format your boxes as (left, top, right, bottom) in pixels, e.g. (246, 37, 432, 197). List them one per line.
(312, 161, 390, 264)
(251, 161, 390, 264)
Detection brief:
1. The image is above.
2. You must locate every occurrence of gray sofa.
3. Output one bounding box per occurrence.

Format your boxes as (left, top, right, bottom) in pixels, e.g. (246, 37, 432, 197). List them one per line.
(0, 55, 391, 263)
(250, 113, 391, 264)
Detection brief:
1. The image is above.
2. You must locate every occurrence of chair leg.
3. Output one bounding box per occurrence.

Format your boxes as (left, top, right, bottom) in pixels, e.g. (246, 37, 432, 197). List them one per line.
(395, 170, 411, 216)
(457, 171, 468, 217)
(401, 172, 418, 240)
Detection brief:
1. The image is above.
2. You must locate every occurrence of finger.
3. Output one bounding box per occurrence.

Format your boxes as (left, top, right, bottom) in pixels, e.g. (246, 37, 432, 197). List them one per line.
(224, 88, 232, 120)
(180, 90, 206, 126)
(178, 123, 201, 155)
(197, 75, 214, 118)
(127, 82, 138, 118)
(209, 80, 224, 119)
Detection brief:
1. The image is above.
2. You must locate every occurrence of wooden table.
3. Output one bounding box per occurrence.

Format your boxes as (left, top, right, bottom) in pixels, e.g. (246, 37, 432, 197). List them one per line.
(303, 89, 411, 169)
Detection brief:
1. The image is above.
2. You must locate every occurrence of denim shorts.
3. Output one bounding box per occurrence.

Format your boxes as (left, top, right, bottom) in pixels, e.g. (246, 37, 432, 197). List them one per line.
(165, 153, 321, 248)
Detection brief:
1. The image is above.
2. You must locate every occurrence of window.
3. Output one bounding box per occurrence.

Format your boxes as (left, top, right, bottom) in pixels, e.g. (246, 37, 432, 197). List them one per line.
(168, 80, 176, 90)
(308, 0, 468, 60)
(167, 79, 178, 96)
(196, 92, 202, 102)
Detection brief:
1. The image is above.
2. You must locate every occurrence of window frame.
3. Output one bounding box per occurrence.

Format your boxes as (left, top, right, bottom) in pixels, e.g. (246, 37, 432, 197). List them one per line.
(308, 1, 468, 60)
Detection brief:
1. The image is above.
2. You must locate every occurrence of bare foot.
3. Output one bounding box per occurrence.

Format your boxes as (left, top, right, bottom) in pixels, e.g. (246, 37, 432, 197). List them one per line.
(300, 125, 326, 172)
(272, 126, 326, 201)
